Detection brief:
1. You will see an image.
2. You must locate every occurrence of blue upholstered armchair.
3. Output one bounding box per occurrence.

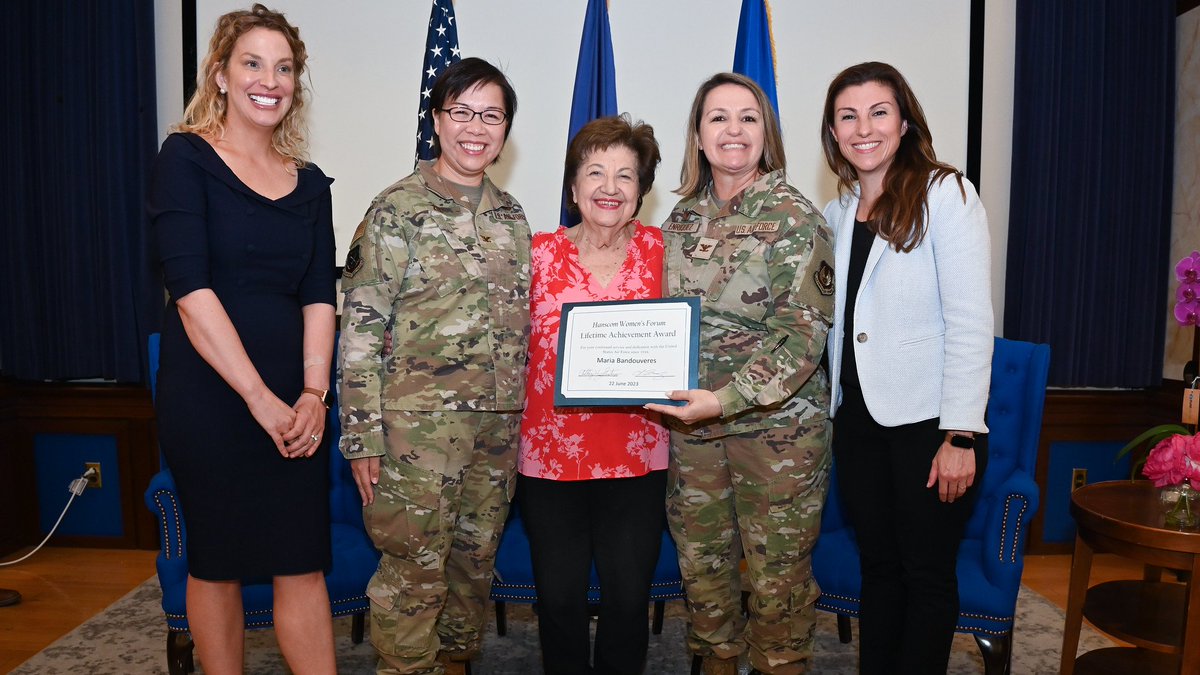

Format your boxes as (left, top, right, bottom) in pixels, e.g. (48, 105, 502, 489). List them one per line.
(142, 333, 381, 675)
(490, 502, 686, 635)
(812, 337, 1051, 675)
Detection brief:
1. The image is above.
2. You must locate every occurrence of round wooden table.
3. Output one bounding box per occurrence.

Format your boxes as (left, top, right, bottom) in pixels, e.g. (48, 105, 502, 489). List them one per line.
(1061, 480, 1200, 674)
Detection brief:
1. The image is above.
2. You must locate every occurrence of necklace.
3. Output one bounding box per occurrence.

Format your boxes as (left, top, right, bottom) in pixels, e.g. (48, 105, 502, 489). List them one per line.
(578, 222, 633, 251)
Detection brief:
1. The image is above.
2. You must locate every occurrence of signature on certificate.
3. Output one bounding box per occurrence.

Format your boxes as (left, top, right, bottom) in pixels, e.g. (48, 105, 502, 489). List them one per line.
(579, 368, 619, 378)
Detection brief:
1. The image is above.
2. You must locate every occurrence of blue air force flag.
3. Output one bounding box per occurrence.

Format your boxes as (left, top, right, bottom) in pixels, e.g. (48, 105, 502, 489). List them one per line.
(560, 0, 618, 227)
(733, 0, 779, 116)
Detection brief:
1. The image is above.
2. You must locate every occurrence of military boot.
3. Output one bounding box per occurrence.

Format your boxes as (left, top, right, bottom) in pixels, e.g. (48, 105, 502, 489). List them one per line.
(436, 651, 472, 675)
(690, 654, 739, 675)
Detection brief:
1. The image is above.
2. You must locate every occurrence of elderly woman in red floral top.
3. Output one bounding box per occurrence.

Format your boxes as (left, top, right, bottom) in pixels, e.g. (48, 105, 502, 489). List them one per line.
(517, 114, 666, 675)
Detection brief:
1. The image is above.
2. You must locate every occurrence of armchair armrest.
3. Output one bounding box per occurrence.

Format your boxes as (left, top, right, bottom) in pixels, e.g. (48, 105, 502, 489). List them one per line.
(980, 471, 1040, 587)
(144, 469, 186, 559)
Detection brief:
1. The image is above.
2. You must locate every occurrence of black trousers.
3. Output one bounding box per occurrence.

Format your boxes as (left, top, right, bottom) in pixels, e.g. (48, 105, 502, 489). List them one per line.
(832, 386, 987, 675)
(518, 471, 668, 675)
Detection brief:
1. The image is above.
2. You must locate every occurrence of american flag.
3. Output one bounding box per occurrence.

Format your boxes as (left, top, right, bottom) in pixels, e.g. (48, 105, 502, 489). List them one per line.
(415, 0, 461, 164)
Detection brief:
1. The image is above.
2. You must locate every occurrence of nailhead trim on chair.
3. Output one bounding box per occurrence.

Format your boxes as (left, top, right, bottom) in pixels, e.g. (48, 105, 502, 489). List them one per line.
(958, 610, 1014, 623)
(996, 494, 1029, 564)
(953, 624, 1010, 635)
(816, 599, 1015, 629)
(151, 489, 184, 560)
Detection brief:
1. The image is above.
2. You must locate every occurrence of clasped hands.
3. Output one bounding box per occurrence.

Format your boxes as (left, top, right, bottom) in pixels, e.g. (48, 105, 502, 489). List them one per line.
(247, 389, 326, 459)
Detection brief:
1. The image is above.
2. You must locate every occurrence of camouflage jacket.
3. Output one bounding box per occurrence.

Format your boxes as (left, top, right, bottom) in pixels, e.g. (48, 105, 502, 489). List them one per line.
(662, 170, 834, 438)
(338, 161, 531, 458)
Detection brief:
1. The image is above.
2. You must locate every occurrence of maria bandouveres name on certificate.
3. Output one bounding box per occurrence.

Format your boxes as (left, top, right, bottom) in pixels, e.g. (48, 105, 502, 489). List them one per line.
(553, 297, 700, 407)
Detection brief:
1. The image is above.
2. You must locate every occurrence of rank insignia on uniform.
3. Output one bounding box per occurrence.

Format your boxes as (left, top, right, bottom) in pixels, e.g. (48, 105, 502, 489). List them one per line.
(814, 261, 834, 296)
(343, 245, 363, 278)
(691, 237, 719, 260)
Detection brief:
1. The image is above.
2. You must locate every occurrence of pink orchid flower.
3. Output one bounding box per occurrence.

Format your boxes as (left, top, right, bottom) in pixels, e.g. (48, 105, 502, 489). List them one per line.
(1176, 250, 1200, 283)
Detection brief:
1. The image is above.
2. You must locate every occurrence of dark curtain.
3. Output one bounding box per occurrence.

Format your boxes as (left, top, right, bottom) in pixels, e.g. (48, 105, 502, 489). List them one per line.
(1005, 0, 1175, 387)
(1, 0, 162, 382)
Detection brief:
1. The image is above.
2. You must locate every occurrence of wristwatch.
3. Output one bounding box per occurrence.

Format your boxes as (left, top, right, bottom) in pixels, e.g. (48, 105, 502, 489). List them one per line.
(302, 387, 332, 409)
(948, 433, 975, 449)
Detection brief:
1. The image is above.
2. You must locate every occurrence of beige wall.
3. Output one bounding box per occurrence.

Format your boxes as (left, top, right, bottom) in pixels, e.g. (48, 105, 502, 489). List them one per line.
(151, 1, 1199, 381)
(1166, 6, 1200, 380)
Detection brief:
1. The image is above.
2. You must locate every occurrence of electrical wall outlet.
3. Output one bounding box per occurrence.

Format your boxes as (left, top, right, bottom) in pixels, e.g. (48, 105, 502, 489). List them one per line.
(1071, 468, 1087, 492)
(85, 462, 102, 489)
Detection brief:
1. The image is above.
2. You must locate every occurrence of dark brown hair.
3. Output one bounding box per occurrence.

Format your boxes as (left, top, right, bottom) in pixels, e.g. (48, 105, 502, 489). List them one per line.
(820, 62, 964, 253)
(676, 72, 786, 199)
(563, 114, 661, 217)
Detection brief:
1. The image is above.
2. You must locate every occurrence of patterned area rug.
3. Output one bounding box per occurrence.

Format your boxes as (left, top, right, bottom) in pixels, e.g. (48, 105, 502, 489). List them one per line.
(12, 576, 1114, 674)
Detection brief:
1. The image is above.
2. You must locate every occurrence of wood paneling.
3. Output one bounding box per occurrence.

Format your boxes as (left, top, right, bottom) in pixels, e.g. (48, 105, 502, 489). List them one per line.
(0, 381, 159, 556)
(1029, 382, 1183, 554)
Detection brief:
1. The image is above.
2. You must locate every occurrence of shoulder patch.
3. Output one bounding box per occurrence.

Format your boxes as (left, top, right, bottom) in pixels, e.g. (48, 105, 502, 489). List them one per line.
(813, 261, 834, 296)
(343, 244, 364, 278)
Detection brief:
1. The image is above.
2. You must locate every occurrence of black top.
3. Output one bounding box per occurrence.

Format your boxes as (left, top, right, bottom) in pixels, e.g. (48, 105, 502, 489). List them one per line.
(840, 219, 876, 392)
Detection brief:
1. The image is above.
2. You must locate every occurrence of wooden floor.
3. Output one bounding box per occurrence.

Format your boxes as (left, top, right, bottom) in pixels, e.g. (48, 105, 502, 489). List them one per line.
(0, 546, 1150, 671)
(0, 547, 157, 673)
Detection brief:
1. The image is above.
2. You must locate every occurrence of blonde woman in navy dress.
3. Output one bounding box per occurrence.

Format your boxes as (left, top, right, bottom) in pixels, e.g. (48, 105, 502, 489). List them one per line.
(147, 5, 336, 673)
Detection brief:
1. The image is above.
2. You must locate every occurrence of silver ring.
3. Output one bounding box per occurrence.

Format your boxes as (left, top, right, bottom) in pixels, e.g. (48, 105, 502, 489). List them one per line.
(310, 434, 320, 443)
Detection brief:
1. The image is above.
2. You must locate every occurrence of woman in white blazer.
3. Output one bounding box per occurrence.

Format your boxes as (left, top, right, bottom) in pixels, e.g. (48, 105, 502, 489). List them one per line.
(819, 62, 993, 674)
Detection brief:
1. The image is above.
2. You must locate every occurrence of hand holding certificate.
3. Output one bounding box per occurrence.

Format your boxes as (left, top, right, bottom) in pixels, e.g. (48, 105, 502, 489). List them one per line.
(554, 297, 700, 407)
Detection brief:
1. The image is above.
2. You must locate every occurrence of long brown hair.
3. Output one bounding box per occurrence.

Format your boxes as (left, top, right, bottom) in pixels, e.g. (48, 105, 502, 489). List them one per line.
(820, 62, 964, 253)
(176, 4, 310, 166)
(676, 72, 785, 199)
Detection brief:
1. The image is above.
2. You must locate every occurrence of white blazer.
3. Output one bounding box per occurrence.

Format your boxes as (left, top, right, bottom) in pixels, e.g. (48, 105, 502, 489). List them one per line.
(824, 174, 993, 432)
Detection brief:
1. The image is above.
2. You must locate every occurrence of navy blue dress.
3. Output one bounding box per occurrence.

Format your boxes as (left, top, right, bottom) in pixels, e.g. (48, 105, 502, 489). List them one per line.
(148, 132, 335, 580)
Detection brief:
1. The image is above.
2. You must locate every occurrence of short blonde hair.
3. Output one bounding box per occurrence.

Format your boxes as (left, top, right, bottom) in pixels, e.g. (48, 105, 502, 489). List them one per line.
(175, 4, 310, 166)
(676, 73, 786, 199)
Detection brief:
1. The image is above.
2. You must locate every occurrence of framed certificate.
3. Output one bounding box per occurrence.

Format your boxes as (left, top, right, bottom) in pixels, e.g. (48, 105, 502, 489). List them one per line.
(553, 297, 701, 407)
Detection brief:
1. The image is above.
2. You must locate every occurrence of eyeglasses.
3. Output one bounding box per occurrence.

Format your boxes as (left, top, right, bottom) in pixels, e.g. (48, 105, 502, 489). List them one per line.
(438, 106, 508, 126)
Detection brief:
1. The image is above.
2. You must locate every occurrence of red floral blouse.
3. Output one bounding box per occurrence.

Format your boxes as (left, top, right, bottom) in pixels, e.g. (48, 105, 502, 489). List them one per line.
(518, 222, 670, 481)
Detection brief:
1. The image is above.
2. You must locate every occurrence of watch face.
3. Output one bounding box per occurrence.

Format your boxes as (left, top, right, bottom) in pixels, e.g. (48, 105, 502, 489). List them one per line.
(950, 435, 974, 449)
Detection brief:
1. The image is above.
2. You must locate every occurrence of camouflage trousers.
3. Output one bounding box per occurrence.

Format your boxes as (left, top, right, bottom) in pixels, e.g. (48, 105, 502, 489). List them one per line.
(364, 410, 520, 675)
(667, 420, 830, 675)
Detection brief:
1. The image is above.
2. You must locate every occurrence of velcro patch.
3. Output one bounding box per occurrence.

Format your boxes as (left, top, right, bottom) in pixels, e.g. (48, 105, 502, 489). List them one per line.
(492, 206, 526, 221)
(664, 221, 700, 233)
(691, 237, 720, 260)
(813, 261, 834, 296)
(732, 221, 780, 236)
(343, 244, 364, 278)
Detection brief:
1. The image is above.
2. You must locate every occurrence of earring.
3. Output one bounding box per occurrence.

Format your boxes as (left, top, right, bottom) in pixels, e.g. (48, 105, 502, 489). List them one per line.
(219, 87, 226, 95)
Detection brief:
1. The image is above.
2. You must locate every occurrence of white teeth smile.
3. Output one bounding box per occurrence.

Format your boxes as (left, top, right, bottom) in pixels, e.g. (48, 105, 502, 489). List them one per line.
(853, 141, 880, 150)
(596, 199, 620, 208)
(460, 142, 485, 152)
(721, 143, 746, 150)
(249, 94, 279, 106)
